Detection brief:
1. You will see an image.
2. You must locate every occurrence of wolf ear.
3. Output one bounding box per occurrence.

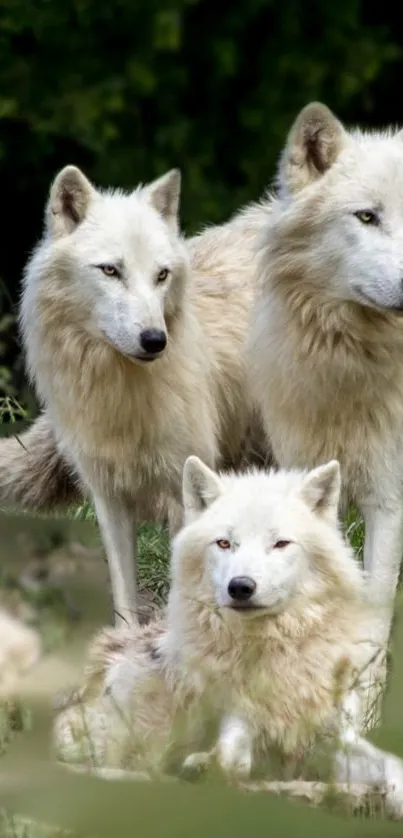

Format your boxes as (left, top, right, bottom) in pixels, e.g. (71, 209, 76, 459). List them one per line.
(182, 456, 224, 523)
(299, 460, 341, 521)
(278, 103, 348, 196)
(47, 166, 95, 238)
(145, 169, 181, 230)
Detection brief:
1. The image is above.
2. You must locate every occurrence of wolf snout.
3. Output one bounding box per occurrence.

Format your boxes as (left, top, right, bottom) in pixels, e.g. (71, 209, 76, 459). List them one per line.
(228, 576, 256, 603)
(139, 329, 167, 356)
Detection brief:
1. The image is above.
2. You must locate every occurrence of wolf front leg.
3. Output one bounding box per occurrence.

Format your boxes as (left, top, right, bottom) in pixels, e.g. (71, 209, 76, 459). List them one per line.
(166, 498, 184, 538)
(216, 715, 254, 779)
(360, 499, 403, 639)
(335, 691, 403, 819)
(93, 494, 138, 627)
(183, 716, 254, 780)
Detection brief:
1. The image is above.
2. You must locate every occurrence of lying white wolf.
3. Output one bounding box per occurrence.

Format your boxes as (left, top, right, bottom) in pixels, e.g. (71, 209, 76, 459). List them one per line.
(55, 457, 403, 816)
(249, 101, 403, 645)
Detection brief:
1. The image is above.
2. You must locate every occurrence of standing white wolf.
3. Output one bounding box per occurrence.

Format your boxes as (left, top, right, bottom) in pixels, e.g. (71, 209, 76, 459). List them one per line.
(7, 102, 403, 644)
(15, 166, 260, 625)
(54, 456, 403, 817)
(249, 102, 403, 643)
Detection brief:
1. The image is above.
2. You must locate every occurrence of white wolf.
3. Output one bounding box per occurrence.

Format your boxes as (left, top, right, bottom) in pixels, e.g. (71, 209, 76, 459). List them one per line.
(15, 165, 260, 625)
(249, 101, 403, 645)
(54, 456, 403, 817)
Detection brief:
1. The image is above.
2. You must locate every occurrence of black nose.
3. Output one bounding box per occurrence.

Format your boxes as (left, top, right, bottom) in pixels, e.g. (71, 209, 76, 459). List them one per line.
(228, 576, 256, 602)
(139, 329, 167, 355)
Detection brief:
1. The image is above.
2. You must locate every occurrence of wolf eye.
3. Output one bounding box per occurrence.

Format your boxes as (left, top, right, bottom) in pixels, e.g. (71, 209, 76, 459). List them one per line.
(156, 268, 170, 284)
(216, 539, 231, 550)
(354, 210, 379, 226)
(98, 264, 120, 278)
(273, 540, 291, 549)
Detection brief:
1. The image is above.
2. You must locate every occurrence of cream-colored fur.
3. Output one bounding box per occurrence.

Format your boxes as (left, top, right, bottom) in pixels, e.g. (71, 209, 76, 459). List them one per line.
(54, 457, 403, 816)
(249, 102, 403, 646)
(16, 166, 268, 626)
(0, 178, 272, 519)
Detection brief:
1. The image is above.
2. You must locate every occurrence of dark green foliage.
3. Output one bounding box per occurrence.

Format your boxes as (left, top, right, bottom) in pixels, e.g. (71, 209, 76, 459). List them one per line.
(0, 0, 402, 402)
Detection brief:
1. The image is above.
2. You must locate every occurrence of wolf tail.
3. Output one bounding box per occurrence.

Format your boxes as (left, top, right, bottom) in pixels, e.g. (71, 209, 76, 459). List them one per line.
(0, 413, 83, 514)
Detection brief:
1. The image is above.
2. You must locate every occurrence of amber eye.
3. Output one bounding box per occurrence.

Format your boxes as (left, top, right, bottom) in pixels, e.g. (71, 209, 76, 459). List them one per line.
(99, 264, 120, 278)
(354, 210, 379, 226)
(156, 268, 170, 283)
(216, 539, 231, 550)
(273, 540, 291, 549)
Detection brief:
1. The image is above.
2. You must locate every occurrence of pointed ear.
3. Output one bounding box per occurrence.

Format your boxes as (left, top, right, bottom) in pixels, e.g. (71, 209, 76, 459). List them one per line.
(145, 169, 181, 230)
(47, 166, 95, 238)
(299, 460, 341, 520)
(182, 456, 224, 523)
(278, 102, 348, 196)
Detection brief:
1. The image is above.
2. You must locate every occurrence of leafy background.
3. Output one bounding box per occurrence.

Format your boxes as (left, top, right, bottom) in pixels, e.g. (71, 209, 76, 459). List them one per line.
(0, 0, 402, 408)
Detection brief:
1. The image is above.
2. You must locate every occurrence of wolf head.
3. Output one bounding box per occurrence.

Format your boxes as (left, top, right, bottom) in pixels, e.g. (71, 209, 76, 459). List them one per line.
(169, 456, 363, 620)
(25, 166, 189, 364)
(272, 102, 403, 313)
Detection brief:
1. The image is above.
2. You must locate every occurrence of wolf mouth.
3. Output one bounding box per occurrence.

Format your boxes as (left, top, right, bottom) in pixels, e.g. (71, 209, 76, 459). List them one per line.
(226, 604, 269, 615)
(354, 286, 403, 315)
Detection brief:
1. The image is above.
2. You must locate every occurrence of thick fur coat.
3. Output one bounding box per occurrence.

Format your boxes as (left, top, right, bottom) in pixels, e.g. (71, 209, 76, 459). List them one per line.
(10, 167, 266, 622)
(248, 103, 403, 640)
(55, 458, 384, 785)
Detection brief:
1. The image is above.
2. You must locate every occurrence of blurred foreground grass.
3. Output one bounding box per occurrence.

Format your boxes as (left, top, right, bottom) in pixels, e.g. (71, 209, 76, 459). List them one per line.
(1, 597, 403, 838)
(1, 503, 398, 838)
(1, 405, 403, 837)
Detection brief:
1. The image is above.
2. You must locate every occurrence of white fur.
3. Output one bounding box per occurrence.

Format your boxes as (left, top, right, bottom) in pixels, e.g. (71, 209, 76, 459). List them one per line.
(248, 102, 403, 646)
(19, 167, 256, 625)
(24, 169, 183, 369)
(179, 458, 347, 615)
(55, 458, 403, 815)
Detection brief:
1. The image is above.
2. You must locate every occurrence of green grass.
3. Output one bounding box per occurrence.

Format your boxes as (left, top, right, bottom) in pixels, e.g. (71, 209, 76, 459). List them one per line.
(344, 508, 365, 558)
(0, 396, 30, 426)
(71, 500, 171, 601)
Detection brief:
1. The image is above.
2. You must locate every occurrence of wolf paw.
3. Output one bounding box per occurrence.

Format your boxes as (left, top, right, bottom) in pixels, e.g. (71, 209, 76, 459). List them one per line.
(217, 715, 253, 779)
(218, 747, 252, 779)
(181, 750, 213, 780)
(335, 736, 403, 819)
